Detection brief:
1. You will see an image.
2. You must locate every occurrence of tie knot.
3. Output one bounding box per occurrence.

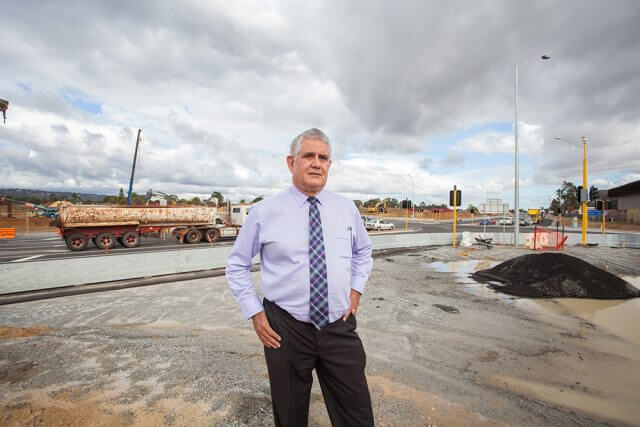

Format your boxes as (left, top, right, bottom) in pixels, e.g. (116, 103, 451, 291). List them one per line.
(307, 196, 318, 204)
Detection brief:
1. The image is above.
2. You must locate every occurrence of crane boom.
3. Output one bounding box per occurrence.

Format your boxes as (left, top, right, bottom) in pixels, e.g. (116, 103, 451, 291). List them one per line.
(127, 129, 142, 205)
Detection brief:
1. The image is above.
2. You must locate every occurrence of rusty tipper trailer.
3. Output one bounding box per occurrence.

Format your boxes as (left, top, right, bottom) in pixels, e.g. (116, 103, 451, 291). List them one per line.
(56, 205, 220, 251)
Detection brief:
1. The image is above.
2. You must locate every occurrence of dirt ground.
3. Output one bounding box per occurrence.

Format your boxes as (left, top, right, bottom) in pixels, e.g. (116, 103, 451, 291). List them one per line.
(0, 216, 57, 233)
(1, 245, 639, 426)
(555, 216, 640, 232)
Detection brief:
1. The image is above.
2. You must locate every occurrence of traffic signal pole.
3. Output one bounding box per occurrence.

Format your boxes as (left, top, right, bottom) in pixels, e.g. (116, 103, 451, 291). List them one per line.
(405, 200, 409, 231)
(581, 137, 587, 246)
(601, 191, 607, 235)
(452, 185, 457, 247)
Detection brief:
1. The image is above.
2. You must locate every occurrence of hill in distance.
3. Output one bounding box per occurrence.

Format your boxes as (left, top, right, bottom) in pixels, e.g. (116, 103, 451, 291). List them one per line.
(0, 188, 110, 203)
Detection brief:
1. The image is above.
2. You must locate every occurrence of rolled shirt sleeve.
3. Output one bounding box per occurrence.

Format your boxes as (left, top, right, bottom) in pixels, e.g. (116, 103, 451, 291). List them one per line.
(350, 204, 373, 294)
(225, 206, 264, 319)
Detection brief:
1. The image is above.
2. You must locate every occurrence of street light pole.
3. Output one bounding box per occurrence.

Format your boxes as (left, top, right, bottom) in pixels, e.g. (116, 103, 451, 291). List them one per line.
(554, 136, 588, 246)
(514, 54, 550, 246)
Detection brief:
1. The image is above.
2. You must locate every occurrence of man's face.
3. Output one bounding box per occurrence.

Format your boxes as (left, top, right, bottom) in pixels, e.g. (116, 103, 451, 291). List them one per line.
(287, 138, 331, 196)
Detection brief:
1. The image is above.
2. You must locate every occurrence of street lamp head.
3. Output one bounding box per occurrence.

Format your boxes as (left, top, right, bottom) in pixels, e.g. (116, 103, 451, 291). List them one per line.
(541, 55, 550, 60)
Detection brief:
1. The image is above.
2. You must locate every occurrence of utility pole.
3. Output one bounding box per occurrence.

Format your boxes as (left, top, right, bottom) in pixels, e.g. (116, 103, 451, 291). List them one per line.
(581, 136, 587, 246)
(127, 129, 142, 206)
(514, 55, 550, 247)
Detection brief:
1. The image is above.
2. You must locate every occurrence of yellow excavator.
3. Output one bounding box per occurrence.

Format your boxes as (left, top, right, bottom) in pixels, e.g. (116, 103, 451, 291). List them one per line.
(368, 198, 388, 214)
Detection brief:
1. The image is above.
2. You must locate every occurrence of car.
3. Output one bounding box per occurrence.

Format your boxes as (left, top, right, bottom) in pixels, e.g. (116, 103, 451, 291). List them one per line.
(362, 216, 376, 230)
(499, 217, 514, 225)
(371, 219, 395, 231)
(519, 218, 530, 226)
(478, 219, 496, 225)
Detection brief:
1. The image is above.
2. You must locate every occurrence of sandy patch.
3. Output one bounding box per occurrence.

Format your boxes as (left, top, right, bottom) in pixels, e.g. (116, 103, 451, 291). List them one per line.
(489, 373, 640, 426)
(0, 389, 217, 426)
(368, 375, 500, 426)
(0, 326, 49, 339)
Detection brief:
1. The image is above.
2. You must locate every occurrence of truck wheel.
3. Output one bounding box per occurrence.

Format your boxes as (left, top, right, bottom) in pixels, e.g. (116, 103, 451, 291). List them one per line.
(206, 228, 221, 243)
(185, 229, 202, 244)
(95, 232, 116, 250)
(120, 231, 140, 248)
(65, 233, 88, 251)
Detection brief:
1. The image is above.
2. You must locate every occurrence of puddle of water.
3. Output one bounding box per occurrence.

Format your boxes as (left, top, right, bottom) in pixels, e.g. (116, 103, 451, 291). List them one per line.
(426, 260, 515, 303)
(520, 296, 640, 347)
(426, 260, 640, 347)
(426, 260, 498, 277)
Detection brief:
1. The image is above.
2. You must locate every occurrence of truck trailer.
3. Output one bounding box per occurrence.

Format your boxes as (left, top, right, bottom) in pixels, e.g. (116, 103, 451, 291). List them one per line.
(56, 204, 251, 251)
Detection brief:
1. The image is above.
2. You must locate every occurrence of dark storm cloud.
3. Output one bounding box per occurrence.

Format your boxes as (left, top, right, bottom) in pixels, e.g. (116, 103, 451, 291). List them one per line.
(290, 0, 640, 167)
(1, 0, 638, 200)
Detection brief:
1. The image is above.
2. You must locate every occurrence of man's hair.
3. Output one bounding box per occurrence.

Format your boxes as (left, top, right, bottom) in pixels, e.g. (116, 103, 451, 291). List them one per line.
(290, 128, 331, 158)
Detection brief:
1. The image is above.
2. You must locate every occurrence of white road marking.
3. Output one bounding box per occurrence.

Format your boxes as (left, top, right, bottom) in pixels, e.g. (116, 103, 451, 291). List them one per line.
(10, 254, 45, 263)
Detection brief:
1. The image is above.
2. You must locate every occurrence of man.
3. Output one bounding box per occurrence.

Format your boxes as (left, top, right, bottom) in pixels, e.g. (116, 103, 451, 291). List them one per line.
(226, 128, 374, 426)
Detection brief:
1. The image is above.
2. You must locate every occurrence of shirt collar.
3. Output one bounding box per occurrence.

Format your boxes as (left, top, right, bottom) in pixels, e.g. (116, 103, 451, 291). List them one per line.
(289, 185, 327, 207)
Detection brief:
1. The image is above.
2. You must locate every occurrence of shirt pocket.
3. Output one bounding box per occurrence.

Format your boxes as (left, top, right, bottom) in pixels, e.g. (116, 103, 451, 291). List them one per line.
(334, 231, 353, 258)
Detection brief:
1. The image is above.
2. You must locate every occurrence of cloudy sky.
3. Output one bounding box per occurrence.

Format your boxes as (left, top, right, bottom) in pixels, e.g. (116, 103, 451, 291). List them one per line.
(1, 0, 639, 208)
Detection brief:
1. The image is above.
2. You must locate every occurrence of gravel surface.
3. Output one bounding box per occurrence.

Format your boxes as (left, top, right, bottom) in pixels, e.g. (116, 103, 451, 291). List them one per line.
(1, 244, 639, 426)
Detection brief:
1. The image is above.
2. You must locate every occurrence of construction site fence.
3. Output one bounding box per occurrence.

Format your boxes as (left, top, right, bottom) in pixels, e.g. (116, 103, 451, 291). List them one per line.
(359, 208, 477, 221)
(0, 228, 16, 239)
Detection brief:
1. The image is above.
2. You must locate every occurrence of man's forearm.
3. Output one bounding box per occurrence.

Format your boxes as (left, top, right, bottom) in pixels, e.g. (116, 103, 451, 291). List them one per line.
(226, 266, 264, 319)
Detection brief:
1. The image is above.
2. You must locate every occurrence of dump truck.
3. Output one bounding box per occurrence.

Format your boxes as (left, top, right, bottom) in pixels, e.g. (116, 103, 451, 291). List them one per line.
(527, 208, 542, 224)
(56, 204, 251, 251)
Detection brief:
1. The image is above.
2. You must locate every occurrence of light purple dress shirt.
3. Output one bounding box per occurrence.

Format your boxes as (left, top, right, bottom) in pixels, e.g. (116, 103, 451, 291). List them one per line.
(226, 185, 373, 323)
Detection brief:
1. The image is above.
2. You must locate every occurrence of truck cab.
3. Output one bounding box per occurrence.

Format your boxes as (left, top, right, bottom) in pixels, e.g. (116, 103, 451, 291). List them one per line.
(230, 205, 251, 226)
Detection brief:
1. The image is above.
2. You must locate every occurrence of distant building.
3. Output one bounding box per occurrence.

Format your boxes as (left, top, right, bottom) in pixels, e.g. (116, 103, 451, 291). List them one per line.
(607, 179, 640, 223)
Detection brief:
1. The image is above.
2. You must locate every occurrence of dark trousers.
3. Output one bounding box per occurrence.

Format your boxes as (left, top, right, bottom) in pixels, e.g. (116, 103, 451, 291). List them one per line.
(263, 299, 374, 427)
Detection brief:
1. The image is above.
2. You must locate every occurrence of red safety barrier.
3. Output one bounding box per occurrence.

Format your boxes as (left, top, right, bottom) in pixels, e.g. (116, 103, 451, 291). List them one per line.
(531, 226, 567, 251)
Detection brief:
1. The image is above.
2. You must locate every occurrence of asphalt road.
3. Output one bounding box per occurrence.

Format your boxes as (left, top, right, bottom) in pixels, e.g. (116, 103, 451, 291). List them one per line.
(0, 219, 592, 264)
(0, 233, 236, 264)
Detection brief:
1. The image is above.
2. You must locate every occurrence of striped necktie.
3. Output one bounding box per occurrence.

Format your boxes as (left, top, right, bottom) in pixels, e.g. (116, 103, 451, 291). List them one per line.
(308, 196, 329, 330)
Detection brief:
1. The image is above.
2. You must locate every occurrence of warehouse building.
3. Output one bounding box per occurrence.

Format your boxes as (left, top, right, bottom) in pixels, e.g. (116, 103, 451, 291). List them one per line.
(607, 179, 640, 223)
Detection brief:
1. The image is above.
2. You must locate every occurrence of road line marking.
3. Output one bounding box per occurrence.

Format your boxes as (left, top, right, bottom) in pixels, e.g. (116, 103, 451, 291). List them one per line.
(10, 254, 45, 263)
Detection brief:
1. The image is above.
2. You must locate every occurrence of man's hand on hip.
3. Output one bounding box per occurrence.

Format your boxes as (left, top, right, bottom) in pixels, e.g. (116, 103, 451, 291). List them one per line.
(251, 311, 281, 349)
(343, 289, 362, 321)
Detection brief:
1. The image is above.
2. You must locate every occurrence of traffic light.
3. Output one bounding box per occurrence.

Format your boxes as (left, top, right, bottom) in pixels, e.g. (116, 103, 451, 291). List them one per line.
(596, 200, 603, 211)
(401, 200, 412, 209)
(606, 200, 613, 210)
(577, 186, 583, 203)
(589, 186, 599, 201)
(449, 190, 461, 207)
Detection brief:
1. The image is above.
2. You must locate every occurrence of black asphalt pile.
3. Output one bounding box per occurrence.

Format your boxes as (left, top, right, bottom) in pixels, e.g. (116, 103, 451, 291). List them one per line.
(473, 253, 640, 299)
